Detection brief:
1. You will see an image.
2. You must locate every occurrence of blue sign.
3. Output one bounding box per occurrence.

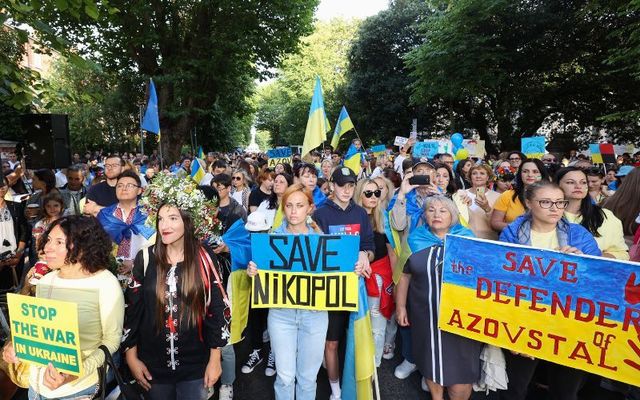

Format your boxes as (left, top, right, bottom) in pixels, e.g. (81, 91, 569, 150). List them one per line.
(521, 136, 546, 159)
(251, 233, 359, 273)
(267, 147, 292, 159)
(413, 141, 439, 159)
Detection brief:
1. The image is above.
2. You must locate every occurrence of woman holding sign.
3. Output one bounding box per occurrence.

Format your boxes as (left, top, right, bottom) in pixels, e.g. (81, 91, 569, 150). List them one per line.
(395, 195, 480, 400)
(499, 181, 601, 400)
(246, 184, 370, 400)
(3, 215, 124, 400)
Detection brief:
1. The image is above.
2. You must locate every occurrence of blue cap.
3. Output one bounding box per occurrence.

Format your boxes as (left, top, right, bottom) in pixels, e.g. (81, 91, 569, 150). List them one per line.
(616, 165, 634, 177)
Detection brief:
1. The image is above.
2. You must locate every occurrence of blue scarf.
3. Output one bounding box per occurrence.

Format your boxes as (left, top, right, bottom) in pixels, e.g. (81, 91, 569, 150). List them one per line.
(407, 223, 474, 253)
(313, 186, 327, 208)
(97, 204, 155, 244)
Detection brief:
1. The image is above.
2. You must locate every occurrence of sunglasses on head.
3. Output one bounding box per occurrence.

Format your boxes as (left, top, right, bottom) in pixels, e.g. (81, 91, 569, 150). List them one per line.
(363, 189, 382, 198)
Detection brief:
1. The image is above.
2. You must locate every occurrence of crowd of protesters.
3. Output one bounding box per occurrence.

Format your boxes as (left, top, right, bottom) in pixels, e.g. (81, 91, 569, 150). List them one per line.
(0, 139, 639, 400)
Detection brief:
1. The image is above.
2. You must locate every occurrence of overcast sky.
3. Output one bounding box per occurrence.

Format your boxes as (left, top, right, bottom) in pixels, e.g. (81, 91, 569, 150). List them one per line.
(315, 0, 388, 21)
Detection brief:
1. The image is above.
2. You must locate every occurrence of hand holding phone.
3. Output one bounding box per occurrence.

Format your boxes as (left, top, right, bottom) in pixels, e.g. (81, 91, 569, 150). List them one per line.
(408, 175, 430, 186)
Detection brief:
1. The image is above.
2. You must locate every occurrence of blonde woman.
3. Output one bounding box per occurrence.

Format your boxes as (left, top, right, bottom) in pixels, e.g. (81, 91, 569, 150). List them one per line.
(230, 169, 252, 211)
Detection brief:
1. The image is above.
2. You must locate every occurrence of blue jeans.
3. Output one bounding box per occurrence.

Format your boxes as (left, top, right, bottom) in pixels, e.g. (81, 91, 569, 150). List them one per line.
(28, 384, 98, 400)
(221, 343, 235, 386)
(369, 275, 387, 367)
(268, 308, 328, 400)
(146, 378, 208, 400)
(399, 325, 414, 363)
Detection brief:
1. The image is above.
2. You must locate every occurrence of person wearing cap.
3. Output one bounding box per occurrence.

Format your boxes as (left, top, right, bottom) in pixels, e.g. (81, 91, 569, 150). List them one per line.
(240, 211, 277, 378)
(312, 166, 374, 400)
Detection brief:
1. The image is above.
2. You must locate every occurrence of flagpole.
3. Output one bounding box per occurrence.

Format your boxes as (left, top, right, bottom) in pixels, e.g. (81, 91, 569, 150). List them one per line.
(352, 127, 367, 153)
(373, 356, 381, 400)
(158, 133, 164, 170)
(139, 103, 145, 156)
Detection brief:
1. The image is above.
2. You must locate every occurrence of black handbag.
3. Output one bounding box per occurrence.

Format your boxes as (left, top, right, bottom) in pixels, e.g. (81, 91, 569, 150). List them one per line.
(95, 345, 145, 400)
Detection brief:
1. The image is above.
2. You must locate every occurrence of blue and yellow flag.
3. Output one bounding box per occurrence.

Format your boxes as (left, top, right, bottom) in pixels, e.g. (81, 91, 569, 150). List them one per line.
(197, 146, 205, 160)
(301, 77, 331, 159)
(331, 106, 355, 149)
(141, 78, 160, 135)
(342, 278, 375, 400)
(190, 158, 206, 184)
(343, 143, 363, 176)
(220, 219, 252, 344)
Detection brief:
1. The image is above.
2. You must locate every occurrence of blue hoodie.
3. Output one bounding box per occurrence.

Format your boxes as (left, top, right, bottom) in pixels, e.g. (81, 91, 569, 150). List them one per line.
(499, 214, 602, 256)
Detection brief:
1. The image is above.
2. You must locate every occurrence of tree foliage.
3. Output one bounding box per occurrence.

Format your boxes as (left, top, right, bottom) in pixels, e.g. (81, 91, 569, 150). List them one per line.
(255, 18, 360, 147)
(406, 0, 640, 150)
(29, 0, 319, 159)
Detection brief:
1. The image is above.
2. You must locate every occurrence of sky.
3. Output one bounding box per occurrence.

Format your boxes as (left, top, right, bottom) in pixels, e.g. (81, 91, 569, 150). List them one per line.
(315, 0, 389, 21)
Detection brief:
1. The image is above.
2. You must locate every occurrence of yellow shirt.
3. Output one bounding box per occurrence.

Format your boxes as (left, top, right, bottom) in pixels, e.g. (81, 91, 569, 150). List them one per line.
(530, 229, 560, 250)
(564, 209, 629, 260)
(493, 190, 526, 223)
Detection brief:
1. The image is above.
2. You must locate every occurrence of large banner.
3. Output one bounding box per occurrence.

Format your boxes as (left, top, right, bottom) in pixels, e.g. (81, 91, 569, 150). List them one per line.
(251, 233, 359, 311)
(266, 148, 292, 167)
(8, 294, 83, 376)
(439, 235, 640, 386)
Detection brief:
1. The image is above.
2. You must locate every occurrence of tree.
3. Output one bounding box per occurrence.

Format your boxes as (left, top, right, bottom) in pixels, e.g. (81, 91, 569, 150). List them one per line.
(255, 18, 361, 147)
(344, 0, 446, 146)
(30, 0, 319, 160)
(406, 0, 640, 152)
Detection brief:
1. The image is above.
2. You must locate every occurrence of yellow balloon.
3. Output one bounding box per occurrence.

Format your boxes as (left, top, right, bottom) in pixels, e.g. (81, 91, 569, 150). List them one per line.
(455, 148, 469, 160)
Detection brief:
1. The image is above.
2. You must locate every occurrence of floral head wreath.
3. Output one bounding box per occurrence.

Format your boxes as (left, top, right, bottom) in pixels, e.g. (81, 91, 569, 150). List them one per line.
(494, 165, 517, 182)
(140, 172, 223, 243)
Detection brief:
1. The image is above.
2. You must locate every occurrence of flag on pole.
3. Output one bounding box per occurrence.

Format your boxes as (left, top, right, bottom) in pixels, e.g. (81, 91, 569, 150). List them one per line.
(301, 77, 331, 160)
(343, 143, 363, 176)
(342, 278, 375, 400)
(141, 78, 160, 135)
(197, 146, 205, 160)
(331, 106, 355, 149)
(190, 158, 206, 184)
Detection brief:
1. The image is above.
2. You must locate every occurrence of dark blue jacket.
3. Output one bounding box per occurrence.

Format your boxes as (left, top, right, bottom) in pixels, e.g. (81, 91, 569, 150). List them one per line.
(500, 214, 602, 256)
(313, 199, 375, 253)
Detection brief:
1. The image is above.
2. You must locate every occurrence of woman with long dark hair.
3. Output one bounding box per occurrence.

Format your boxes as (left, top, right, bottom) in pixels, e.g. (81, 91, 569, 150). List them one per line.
(491, 159, 550, 232)
(556, 167, 628, 260)
(123, 175, 228, 399)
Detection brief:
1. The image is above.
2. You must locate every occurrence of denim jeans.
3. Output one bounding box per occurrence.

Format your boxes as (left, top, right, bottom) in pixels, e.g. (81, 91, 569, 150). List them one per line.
(146, 378, 208, 400)
(268, 308, 328, 400)
(368, 275, 387, 367)
(399, 325, 414, 364)
(28, 384, 98, 400)
(221, 343, 235, 386)
(385, 315, 398, 347)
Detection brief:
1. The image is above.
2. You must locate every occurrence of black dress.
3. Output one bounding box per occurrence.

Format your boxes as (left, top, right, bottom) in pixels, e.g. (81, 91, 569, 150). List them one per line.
(123, 245, 228, 383)
(404, 245, 482, 386)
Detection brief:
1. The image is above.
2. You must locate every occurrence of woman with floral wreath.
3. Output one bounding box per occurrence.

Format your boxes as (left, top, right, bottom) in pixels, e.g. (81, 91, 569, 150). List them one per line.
(123, 173, 229, 400)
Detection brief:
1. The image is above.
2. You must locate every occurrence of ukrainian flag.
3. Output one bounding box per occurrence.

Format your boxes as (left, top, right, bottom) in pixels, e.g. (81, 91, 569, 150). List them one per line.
(342, 278, 375, 400)
(141, 78, 160, 135)
(221, 219, 252, 344)
(190, 158, 206, 184)
(301, 77, 331, 160)
(197, 146, 205, 160)
(331, 106, 355, 149)
(343, 143, 363, 176)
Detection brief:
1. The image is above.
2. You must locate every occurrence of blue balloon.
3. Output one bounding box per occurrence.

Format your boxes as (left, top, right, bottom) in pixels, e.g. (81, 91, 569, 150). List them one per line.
(451, 133, 464, 147)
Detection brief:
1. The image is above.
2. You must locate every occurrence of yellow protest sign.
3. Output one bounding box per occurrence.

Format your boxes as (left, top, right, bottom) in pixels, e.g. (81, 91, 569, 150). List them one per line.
(252, 270, 359, 311)
(8, 294, 83, 376)
(439, 236, 640, 387)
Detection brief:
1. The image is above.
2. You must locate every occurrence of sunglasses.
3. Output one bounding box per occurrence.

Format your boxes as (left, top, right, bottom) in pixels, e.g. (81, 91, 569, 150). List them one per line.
(232, 176, 242, 181)
(363, 189, 382, 198)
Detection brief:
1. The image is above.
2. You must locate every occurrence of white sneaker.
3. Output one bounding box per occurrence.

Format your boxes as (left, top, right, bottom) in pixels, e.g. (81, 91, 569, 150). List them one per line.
(382, 343, 395, 360)
(265, 350, 276, 377)
(241, 349, 264, 373)
(394, 359, 417, 379)
(421, 377, 430, 392)
(219, 384, 233, 400)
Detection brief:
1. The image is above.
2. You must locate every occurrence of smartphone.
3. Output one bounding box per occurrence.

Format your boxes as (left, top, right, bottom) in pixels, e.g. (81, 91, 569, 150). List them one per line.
(476, 187, 485, 196)
(409, 175, 430, 186)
